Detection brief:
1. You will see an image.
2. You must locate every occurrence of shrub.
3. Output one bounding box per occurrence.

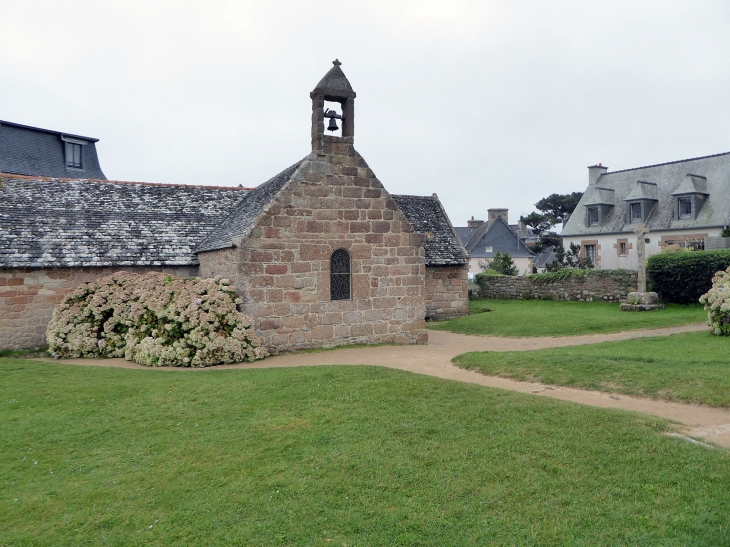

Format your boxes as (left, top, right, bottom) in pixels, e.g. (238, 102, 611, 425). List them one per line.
(699, 266, 730, 335)
(47, 272, 268, 366)
(531, 268, 589, 284)
(647, 250, 730, 304)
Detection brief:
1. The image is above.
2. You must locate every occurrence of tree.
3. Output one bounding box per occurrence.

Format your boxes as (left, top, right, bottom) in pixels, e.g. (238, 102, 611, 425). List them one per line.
(545, 243, 593, 271)
(481, 251, 518, 276)
(521, 191, 584, 254)
(520, 192, 583, 236)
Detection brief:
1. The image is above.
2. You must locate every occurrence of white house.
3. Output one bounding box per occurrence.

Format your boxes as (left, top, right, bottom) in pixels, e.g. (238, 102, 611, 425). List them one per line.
(561, 152, 730, 269)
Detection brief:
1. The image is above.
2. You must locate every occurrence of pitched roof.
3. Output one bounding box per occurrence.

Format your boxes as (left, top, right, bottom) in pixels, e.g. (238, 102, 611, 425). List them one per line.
(0, 174, 247, 267)
(390, 194, 468, 266)
(196, 159, 306, 253)
(563, 151, 730, 236)
(462, 216, 536, 259)
(0, 120, 107, 180)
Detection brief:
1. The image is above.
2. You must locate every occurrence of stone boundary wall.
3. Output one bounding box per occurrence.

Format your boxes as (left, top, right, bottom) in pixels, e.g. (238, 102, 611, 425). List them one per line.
(424, 264, 469, 320)
(478, 270, 638, 302)
(0, 265, 199, 350)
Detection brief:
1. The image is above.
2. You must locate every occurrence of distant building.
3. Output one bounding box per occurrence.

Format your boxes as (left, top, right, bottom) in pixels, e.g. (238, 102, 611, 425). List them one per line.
(0, 120, 106, 179)
(561, 152, 730, 269)
(454, 209, 536, 276)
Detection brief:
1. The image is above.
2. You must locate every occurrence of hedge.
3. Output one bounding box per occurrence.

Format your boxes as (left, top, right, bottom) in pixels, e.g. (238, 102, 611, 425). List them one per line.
(647, 250, 730, 304)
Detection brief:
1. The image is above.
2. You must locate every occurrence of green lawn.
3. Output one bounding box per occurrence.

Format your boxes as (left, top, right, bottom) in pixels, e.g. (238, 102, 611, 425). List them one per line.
(428, 298, 706, 337)
(454, 331, 730, 407)
(2, 359, 730, 545)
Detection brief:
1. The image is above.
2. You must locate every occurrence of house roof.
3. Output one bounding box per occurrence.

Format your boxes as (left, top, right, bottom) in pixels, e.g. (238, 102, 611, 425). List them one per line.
(563, 151, 730, 236)
(196, 159, 306, 253)
(390, 194, 468, 266)
(462, 216, 536, 259)
(454, 226, 476, 247)
(0, 174, 247, 267)
(0, 120, 107, 180)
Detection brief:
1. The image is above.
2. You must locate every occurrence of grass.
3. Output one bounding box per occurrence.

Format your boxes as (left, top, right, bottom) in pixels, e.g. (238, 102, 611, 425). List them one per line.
(428, 298, 706, 337)
(454, 331, 730, 407)
(2, 359, 730, 545)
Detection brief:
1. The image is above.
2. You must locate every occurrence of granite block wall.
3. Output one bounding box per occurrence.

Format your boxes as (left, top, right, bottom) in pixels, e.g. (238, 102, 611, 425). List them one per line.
(0, 265, 199, 350)
(478, 270, 638, 302)
(425, 264, 469, 319)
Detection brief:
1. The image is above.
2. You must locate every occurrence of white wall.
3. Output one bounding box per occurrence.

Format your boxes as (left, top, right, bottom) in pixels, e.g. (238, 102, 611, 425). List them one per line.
(469, 256, 533, 276)
(563, 228, 722, 270)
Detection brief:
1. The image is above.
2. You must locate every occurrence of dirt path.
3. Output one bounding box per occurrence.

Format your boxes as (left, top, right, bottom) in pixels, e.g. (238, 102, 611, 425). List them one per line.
(41, 322, 730, 448)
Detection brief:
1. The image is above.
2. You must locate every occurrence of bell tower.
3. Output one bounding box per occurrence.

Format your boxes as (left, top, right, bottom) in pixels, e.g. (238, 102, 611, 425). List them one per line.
(310, 59, 356, 152)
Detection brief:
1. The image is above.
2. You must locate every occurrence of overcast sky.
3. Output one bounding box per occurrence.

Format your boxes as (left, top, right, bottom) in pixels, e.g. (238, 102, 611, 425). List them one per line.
(2, 1, 729, 228)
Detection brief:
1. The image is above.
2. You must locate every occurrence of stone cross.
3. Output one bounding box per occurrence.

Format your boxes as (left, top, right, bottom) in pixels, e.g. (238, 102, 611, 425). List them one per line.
(634, 223, 649, 292)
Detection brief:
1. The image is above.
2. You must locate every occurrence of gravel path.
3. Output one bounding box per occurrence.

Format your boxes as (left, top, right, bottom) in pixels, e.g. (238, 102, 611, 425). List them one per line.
(41, 322, 730, 447)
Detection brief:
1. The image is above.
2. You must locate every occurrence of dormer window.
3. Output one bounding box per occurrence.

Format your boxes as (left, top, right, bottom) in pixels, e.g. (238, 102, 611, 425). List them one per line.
(588, 207, 599, 226)
(630, 202, 642, 222)
(65, 142, 82, 168)
(678, 197, 692, 219)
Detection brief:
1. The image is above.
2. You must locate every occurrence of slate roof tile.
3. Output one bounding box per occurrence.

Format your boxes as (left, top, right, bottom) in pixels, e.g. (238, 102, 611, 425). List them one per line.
(0, 175, 247, 267)
(390, 194, 468, 266)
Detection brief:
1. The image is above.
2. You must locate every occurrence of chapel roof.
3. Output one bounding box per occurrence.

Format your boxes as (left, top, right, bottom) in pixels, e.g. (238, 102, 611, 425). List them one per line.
(196, 159, 306, 253)
(0, 174, 247, 268)
(390, 194, 468, 266)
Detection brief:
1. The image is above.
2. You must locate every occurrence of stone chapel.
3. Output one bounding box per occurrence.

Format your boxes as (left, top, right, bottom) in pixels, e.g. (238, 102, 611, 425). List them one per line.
(0, 61, 469, 351)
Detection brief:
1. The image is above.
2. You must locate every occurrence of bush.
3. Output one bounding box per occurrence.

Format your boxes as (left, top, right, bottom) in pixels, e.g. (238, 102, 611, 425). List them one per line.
(479, 251, 518, 276)
(699, 266, 730, 335)
(47, 272, 268, 366)
(647, 250, 730, 304)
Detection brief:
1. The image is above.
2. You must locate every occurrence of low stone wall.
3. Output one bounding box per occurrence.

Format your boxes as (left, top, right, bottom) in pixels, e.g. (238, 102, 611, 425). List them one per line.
(0, 266, 199, 350)
(478, 270, 638, 302)
(424, 264, 469, 320)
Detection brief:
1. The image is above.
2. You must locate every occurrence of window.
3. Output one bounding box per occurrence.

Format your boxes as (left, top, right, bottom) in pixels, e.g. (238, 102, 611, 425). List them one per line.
(630, 202, 642, 222)
(678, 197, 692, 219)
(484, 245, 492, 252)
(588, 207, 599, 226)
(65, 142, 82, 168)
(620, 242, 627, 255)
(330, 249, 351, 300)
(584, 244, 596, 265)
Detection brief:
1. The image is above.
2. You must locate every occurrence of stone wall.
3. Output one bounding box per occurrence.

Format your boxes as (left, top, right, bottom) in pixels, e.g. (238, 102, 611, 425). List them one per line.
(477, 270, 638, 302)
(0, 265, 199, 350)
(199, 136, 429, 354)
(425, 264, 469, 319)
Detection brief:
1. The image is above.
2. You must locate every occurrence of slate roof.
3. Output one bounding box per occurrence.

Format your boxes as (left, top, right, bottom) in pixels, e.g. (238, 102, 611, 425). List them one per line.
(563, 151, 730, 236)
(461, 217, 535, 259)
(0, 120, 107, 180)
(390, 194, 468, 266)
(0, 174, 247, 267)
(197, 159, 306, 253)
(454, 226, 476, 247)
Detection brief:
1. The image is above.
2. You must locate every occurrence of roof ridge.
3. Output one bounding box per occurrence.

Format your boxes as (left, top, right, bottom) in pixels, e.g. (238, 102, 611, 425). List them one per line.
(606, 151, 730, 175)
(390, 193, 436, 199)
(0, 119, 100, 141)
(0, 172, 252, 191)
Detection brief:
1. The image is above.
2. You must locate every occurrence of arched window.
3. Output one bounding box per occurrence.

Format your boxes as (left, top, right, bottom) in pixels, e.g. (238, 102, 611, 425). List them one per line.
(330, 249, 351, 300)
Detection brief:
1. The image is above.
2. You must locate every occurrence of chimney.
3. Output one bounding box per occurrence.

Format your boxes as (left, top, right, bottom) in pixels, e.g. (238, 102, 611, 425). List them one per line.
(487, 208, 508, 227)
(467, 215, 485, 228)
(588, 163, 608, 185)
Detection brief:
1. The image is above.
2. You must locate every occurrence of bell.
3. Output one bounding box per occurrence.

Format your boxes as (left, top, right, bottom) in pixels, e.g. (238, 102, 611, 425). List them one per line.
(327, 117, 339, 132)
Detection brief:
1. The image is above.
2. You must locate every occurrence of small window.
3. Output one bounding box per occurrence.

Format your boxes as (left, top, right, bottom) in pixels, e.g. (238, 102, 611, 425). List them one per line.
(484, 245, 492, 252)
(678, 197, 692, 219)
(630, 202, 642, 222)
(584, 244, 596, 265)
(620, 242, 627, 255)
(330, 249, 351, 300)
(65, 142, 83, 169)
(588, 207, 599, 226)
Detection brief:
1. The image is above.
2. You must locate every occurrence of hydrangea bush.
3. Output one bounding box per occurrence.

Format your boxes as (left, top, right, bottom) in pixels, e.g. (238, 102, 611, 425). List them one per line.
(47, 272, 268, 366)
(699, 266, 730, 336)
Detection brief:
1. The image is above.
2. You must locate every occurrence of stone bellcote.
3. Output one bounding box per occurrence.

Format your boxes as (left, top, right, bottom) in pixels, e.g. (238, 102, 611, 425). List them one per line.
(311, 59, 356, 152)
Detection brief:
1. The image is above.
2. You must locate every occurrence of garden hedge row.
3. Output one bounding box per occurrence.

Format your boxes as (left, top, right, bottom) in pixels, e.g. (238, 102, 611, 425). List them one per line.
(647, 250, 730, 304)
